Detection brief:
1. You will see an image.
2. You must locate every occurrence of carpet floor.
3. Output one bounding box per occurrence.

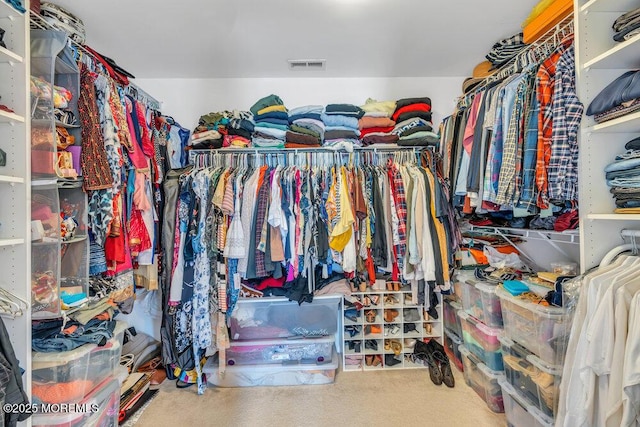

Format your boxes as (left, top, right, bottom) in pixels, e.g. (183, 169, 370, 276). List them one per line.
(134, 364, 506, 427)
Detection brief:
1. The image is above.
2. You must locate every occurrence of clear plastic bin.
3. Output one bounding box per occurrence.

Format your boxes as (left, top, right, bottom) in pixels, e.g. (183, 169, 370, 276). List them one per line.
(225, 336, 335, 366)
(443, 328, 463, 372)
(443, 298, 463, 338)
(458, 310, 503, 371)
(459, 344, 505, 413)
(32, 344, 95, 405)
(32, 377, 120, 427)
(496, 286, 571, 366)
(458, 277, 503, 327)
(87, 321, 128, 384)
(500, 379, 554, 427)
(229, 296, 340, 340)
(499, 334, 562, 419)
(204, 351, 339, 387)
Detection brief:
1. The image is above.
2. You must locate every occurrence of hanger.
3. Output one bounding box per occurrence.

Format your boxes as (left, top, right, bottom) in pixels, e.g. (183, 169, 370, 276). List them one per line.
(600, 229, 640, 267)
(0, 286, 29, 318)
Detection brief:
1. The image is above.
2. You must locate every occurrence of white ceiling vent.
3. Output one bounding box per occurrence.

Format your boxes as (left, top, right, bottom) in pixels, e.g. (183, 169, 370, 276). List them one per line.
(288, 59, 326, 71)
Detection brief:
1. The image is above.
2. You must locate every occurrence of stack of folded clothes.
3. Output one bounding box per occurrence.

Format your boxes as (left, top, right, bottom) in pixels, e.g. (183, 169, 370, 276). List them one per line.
(613, 7, 640, 42)
(286, 105, 324, 148)
(586, 70, 640, 124)
(391, 97, 440, 146)
(604, 136, 640, 213)
(485, 33, 527, 68)
(190, 112, 225, 149)
(358, 98, 398, 146)
(250, 94, 288, 149)
(191, 110, 254, 149)
(223, 110, 254, 148)
(322, 103, 365, 149)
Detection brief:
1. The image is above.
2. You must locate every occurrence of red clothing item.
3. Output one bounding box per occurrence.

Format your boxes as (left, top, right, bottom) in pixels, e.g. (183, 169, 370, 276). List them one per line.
(359, 126, 395, 138)
(254, 276, 286, 291)
(392, 103, 431, 121)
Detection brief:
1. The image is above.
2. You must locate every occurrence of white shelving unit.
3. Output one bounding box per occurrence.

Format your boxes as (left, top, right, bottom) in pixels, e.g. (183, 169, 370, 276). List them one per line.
(0, 0, 31, 403)
(575, 0, 640, 270)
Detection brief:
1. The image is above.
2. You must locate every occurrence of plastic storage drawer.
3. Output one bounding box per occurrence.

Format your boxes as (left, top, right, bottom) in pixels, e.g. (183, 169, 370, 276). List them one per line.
(32, 376, 120, 427)
(500, 379, 554, 427)
(229, 296, 340, 340)
(499, 335, 562, 419)
(458, 310, 503, 371)
(225, 336, 334, 366)
(461, 279, 503, 327)
(459, 345, 505, 413)
(87, 321, 128, 383)
(443, 328, 463, 371)
(32, 344, 95, 405)
(204, 351, 339, 387)
(496, 286, 571, 366)
(443, 298, 463, 338)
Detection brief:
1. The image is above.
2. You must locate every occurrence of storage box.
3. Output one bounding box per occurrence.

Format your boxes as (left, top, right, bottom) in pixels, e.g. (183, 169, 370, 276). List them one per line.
(443, 328, 464, 372)
(459, 345, 505, 413)
(496, 286, 571, 366)
(460, 279, 503, 327)
(32, 377, 120, 427)
(443, 298, 463, 338)
(523, 0, 573, 44)
(458, 310, 503, 371)
(499, 334, 562, 419)
(32, 344, 95, 405)
(229, 296, 340, 340)
(87, 321, 128, 384)
(500, 379, 554, 427)
(225, 336, 334, 366)
(204, 351, 339, 387)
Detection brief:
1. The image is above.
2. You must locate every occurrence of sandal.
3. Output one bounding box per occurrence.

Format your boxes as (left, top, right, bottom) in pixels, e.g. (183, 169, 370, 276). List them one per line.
(365, 310, 377, 323)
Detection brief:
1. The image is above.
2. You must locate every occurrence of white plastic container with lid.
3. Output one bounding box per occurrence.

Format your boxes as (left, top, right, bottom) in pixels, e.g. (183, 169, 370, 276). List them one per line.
(458, 310, 503, 371)
(500, 379, 554, 427)
(443, 328, 464, 372)
(459, 344, 505, 413)
(443, 298, 463, 338)
(495, 286, 571, 366)
(225, 335, 335, 366)
(204, 351, 339, 387)
(87, 320, 128, 385)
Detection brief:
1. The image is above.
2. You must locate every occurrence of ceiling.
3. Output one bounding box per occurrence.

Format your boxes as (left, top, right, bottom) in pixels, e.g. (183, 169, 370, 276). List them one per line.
(52, 0, 540, 79)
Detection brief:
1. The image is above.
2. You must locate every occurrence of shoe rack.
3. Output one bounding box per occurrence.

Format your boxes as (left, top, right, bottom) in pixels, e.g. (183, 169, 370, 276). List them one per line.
(342, 282, 443, 371)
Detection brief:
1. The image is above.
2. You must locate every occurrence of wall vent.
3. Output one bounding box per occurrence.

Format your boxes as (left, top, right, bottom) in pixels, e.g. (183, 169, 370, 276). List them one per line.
(288, 59, 326, 71)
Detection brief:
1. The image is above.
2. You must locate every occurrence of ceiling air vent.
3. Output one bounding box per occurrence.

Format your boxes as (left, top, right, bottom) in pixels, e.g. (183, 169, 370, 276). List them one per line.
(288, 59, 326, 71)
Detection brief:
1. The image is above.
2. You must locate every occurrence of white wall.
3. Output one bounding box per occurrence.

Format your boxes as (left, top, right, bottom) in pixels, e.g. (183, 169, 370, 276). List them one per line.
(136, 77, 466, 132)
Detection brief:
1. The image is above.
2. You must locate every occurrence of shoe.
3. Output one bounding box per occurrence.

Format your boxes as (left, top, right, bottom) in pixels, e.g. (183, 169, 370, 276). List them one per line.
(372, 355, 382, 367)
(384, 325, 390, 336)
(384, 340, 391, 351)
(344, 309, 358, 322)
(404, 338, 416, 350)
(389, 324, 400, 335)
(427, 340, 454, 388)
(385, 354, 402, 366)
(404, 323, 418, 334)
(390, 340, 402, 356)
(365, 355, 374, 366)
(414, 340, 443, 386)
(424, 323, 433, 334)
(386, 282, 394, 291)
(365, 310, 377, 323)
(403, 308, 420, 322)
(384, 309, 399, 322)
(353, 341, 361, 353)
(365, 339, 378, 351)
(384, 295, 399, 305)
(370, 295, 380, 306)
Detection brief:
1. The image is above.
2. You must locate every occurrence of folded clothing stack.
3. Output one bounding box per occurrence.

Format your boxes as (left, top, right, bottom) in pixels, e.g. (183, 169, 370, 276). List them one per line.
(322, 103, 365, 149)
(286, 105, 324, 148)
(604, 136, 640, 213)
(191, 110, 255, 149)
(391, 97, 439, 146)
(358, 98, 398, 146)
(586, 70, 640, 123)
(250, 94, 287, 149)
(485, 33, 527, 68)
(613, 7, 640, 42)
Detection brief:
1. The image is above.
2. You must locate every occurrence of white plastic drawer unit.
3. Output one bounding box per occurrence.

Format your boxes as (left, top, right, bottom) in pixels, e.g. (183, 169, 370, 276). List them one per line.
(229, 295, 341, 340)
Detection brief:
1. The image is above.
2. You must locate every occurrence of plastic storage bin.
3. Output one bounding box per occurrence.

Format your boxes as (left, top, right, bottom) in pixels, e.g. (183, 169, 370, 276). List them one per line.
(87, 321, 128, 383)
(204, 351, 339, 387)
(32, 377, 120, 427)
(463, 280, 503, 327)
(458, 310, 503, 371)
(496, 286, 572, 366)
(500, 379, 554, 427)
(499, 334, 562, 418)
(443, 298, 463, 338)
(229, 296, 340, 340)
(225, 336, 334, 366)
(459, 345, 505, 413)
(32, 344, 95, 405)
(443, 328, 464, 371)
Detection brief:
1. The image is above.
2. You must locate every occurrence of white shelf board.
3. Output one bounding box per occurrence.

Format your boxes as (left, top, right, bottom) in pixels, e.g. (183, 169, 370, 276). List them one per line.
(584, 34, 640, 70)
(587, 111, 640, 134)
(0, 175, 23, 184)
(586, 214, 640, 220)
(0, 0, 24, 17)
(0, 238, 24, 247)
(0, 109, 24, 123)
(0, 45, 22, 64)
(580, 0, 639, 13)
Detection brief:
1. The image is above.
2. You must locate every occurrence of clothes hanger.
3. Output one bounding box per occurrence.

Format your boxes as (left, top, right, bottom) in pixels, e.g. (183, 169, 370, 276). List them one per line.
(600, 229, 640, 267)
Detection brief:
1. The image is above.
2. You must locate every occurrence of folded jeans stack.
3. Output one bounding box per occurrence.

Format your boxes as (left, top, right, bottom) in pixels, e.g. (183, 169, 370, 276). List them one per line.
(613, 7, 640, 42)
(286, 105, 324, 148)
(605, 137, 640, 213)
(358, 98, 398, 146)
(390, 97, 438, 147)
(251, 94, 288, 149)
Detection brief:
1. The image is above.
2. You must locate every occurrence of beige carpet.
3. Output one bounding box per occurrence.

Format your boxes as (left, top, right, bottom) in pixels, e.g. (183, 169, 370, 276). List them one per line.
(134, 365, 506, 427)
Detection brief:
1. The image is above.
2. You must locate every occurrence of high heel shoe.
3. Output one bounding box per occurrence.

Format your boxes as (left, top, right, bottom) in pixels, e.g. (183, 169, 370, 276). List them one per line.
(365, 310, 377, 323)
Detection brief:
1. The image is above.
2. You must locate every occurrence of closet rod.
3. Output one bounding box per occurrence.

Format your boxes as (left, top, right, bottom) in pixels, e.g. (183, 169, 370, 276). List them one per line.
(29, 11, 163, 111)
(457, 13, 574, 108)
(190, 146, 427, 154)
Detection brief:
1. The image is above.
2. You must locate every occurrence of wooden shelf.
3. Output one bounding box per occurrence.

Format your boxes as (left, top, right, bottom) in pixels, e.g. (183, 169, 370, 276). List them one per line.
(0, 45, 23, 64)
(583, 34, 640, 70)
(0, 238, 24, 247)
(587, 213, 640, 220)
(0, 109, 24, 123)
(587, 110, 640, 134)
(580, 0, 639, 13)
(0, 175, 24, 184)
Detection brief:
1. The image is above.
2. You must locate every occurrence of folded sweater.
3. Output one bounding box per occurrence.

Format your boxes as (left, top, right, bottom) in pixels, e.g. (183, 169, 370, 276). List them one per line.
(358, 116, 395, 129)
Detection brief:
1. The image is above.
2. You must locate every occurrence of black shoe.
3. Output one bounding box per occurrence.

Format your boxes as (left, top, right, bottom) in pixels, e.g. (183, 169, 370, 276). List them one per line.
(439, 360, 455, 388)
(404, 323, 418, 333)
(385, 354, 402, 366)
(427, 340, 454, 388)
(414, 340, 442, 385)
(365, 339, 378, 351)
